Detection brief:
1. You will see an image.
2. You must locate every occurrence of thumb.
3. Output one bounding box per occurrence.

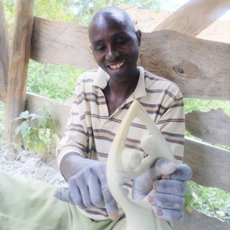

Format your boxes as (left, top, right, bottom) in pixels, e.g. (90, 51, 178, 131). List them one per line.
(151, 158, 176, 177)
(104, 195, 119, 220)
(53, 187, 76, 205)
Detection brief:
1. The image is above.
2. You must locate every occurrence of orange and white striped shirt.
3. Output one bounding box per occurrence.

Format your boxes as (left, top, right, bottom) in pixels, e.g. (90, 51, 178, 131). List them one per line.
(57, 66, 184, 220)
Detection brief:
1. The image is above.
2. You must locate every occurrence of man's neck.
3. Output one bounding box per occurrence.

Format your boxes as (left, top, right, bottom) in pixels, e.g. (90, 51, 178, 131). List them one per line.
(103, 72, 139, 115)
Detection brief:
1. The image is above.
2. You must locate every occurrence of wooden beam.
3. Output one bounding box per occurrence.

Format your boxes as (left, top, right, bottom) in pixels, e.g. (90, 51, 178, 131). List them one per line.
(0, 0, 10, 102)
(4, 0, 34, 144)
(30, 19, 230, 100)
(25, 92, 71, 137)
(184, 138, 230, 192)
(31, 17, 97, 70)
(25, 92, 230, 193)
(173, 208, 230, 230)
(185, 109, 230, 146)
(154, 0, 230, 36)
(138, 30, 230, 100)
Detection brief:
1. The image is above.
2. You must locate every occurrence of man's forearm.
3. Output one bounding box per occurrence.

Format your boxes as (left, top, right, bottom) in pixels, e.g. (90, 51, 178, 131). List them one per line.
(60, 153, 97, 181)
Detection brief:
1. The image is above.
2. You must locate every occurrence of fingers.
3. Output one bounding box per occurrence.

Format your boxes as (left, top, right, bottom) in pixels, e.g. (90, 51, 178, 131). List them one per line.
(151, 159, 177, 177)
(68, 176, 93, 209)
(103, 185, 118, 220)
(167, 164, 193, 181)
(53, 187, 76, 205)
(148, 192, 185, 210)
(88, 174, 105, 208)
(100, 173, 118, 220)
(147, 160, 192, 222)
(66, 162, 118, 220)
(153, 207, 184, 222)
(148, 181, 186, 222)
(153, 180, 188, 197)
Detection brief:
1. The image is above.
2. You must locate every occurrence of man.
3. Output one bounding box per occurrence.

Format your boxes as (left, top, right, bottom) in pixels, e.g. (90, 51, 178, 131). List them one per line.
(0, 6, 192, 230)
(55, 6, 192, 230)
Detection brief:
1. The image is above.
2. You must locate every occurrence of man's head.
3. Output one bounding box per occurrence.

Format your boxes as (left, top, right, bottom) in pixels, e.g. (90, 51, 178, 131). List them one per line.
(88, 7, 141, 83)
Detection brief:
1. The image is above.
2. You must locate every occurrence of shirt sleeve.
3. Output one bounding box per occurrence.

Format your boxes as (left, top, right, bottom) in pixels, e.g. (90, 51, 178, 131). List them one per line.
(156, 86, 185, 165)
(56, 73, 90, 168)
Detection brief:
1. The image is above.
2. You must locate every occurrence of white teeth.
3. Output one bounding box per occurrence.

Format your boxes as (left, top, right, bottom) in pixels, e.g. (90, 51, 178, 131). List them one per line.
(110, 62, 124, 69)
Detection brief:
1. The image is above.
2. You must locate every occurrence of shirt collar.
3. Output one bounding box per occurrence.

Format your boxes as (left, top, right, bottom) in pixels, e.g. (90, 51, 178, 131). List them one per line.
(92, 67, 146, 99)
(92, 67, 109, 89)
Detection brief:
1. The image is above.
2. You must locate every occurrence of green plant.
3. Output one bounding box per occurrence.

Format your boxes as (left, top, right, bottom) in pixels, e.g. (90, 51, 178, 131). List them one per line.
(27, 60, 84, 102)
(186, 181, 230, 222)
(14, 104, 59, 157)
(184, 98, 230, 115)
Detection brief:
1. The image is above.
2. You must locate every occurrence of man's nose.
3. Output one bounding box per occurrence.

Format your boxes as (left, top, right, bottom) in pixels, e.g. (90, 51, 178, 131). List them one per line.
(105, 45, 119, 60)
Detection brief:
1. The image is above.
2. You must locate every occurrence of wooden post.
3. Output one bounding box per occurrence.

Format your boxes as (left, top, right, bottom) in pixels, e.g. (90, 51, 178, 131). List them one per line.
(154, 0, 230, 36)
(0, 0, 10, 102)
(4, 0, 34, 145)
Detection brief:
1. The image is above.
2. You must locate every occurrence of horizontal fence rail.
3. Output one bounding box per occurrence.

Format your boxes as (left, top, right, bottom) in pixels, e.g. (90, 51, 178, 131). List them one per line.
(26, 92, 230, 193)
(185, 109, 230, 146)
(26, 92, 71, 137)
(30, 17, 230, 101)
(174, 207, 230, 230)
(184, 138, 230, 192)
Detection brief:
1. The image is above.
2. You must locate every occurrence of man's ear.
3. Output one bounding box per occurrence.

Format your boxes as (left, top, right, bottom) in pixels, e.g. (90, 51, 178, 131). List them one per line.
(136, 30, 142, 47)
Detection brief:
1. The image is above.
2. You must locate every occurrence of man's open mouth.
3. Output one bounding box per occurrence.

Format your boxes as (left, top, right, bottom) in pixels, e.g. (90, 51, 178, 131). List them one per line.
(108, 62, 125, 70)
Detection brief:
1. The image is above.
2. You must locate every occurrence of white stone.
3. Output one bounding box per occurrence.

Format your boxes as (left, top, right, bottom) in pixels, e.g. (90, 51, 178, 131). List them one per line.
(216, 211, 226, 217)
(35, 166, 50, 179)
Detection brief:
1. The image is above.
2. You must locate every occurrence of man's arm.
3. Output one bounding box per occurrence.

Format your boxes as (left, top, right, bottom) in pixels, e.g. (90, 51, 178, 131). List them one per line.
(59, 153, 118, 220)
(56, 74, 118, 220)
(60, 153, 95, 181)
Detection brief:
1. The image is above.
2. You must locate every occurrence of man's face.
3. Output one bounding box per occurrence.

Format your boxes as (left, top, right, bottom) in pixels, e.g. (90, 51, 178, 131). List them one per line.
(89, 14, 141, 83)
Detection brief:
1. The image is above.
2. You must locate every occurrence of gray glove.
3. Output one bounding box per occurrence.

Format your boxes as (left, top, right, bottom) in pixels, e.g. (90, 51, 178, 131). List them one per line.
(133, 158, 192, 222)
(54, 161, 118, 220)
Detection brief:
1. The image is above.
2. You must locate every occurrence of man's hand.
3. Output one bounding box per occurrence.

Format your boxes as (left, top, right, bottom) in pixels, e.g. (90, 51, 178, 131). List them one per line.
(67, 161, 118, 220)
(132, 159, 192, 222)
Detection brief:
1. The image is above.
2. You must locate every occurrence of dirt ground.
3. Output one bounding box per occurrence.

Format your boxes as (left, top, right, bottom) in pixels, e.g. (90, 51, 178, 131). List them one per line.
(0, 147, 66, 187)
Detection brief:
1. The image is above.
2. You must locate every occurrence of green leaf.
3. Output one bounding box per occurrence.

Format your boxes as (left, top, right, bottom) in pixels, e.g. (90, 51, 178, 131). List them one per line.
(29, 113, 40, 121)
(38, 141, 45, 154)
(17, 121, 29, 138)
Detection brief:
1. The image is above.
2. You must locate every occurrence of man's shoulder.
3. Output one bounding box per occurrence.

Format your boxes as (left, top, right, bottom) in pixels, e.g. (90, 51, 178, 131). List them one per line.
(77, 69, 98, 83)
(144, 69, 181, 93)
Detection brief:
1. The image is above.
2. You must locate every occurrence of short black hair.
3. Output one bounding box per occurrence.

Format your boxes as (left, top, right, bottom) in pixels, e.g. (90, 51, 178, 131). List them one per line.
(89, 7, 136, 33)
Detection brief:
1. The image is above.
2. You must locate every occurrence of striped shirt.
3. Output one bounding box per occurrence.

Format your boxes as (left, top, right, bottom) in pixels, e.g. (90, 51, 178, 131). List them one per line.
(57, 66, 184, 220)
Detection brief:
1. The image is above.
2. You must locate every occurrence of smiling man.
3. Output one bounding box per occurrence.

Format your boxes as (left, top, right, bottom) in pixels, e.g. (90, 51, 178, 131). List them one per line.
(88, 8, 141, 114)
(56, 6, 192, 230)
(0, 6, 192, 230)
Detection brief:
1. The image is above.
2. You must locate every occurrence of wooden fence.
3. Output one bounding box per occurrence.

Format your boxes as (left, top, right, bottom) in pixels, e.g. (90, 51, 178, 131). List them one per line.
(0, 0, 230, 229)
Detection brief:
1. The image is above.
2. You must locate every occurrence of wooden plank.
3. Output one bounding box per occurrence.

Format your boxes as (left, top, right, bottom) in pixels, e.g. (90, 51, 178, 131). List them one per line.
(0, 0, 10, 102)
(30, 19, 230, 100)
(184, 138, 230, 192)
(30, 17, 97, 69)
(138, 30, 230, 100)
(25, 92, 71, 137)
(185, 109, 230, 146)
(26, 93, 230, 193)
(4, 0, 34, 144)
(154, 0, 230, 36)
(173, 208, 230, 230)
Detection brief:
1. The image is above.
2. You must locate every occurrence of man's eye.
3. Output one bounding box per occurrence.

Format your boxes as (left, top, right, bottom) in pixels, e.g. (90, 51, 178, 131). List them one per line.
(95, 46, 106, 51)
(116, 39, 128, 45)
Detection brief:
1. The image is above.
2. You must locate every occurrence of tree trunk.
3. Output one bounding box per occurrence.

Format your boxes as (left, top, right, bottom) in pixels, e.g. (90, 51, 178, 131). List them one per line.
(4, 0, 34, 147)
(0, 0, 10, 102)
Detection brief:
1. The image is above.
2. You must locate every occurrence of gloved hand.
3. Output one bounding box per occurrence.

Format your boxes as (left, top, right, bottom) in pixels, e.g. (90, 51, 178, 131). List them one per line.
(54, 161, 118, 220)
(132, 158, 192, 222)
